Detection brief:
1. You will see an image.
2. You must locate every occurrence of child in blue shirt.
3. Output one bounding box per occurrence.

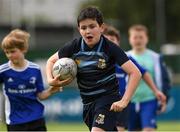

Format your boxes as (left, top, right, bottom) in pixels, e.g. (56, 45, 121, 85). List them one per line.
(0, 29, 60, 131)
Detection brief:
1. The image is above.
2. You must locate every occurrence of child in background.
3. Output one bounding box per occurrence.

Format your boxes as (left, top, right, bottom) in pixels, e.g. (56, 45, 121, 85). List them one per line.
(103, 24, 166, 132)
(127, 24, 171, 131)
(0, 29, 60, 131)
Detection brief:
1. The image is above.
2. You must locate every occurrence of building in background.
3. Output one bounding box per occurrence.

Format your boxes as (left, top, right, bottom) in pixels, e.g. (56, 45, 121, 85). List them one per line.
(0, 0, 85, 26)
(0, 0, 86, 50)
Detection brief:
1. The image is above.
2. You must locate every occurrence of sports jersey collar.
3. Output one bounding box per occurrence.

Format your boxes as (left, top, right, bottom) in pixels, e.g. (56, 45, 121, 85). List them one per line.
(8, 60, 29, 72)
(131, 49, 147, 56)
(81, 36, 104, 52)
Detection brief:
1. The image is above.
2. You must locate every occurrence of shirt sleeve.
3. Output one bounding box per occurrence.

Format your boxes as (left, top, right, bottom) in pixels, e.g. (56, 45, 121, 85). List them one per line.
(110, 43, 129, 66)
(58, 38, 79, 58)
(129, 56, 147, 75)
(36, 69, 45, 93)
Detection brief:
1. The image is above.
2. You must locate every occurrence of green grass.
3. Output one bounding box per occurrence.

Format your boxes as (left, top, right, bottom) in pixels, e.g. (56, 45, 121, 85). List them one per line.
(47, 122, 88, 131)
(158, 121, 180, 131)
(1, 121, 180, 131)
(0, 122, 7, 131)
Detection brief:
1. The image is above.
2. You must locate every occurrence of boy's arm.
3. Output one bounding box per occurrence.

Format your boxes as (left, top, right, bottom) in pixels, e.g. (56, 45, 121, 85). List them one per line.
(130, 56, 166, 111)
(129, 56, 146, 75)
(37, 86, 63, 100)
(110, 60, 141, 112)
(143, 72, 166, 100)
(46, 52, 59, 85)
(143, 72, 166, 112)
(36, 64, 63, 100)
(46, 52, 73, 87)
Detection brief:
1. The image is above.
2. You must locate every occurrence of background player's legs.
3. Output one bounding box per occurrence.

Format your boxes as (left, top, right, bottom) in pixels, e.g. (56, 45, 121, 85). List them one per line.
(140, 99, 157, 131)
(7, 122, 28, 131)
(28, 118, 47, 131)
(7, 118, 47, 132)
(128, 102, 142, 131)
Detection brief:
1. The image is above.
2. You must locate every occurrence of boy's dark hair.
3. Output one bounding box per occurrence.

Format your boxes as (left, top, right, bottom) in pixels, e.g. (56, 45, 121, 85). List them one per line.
(103, 24, 120, 42)
(77, 6, 103, 26)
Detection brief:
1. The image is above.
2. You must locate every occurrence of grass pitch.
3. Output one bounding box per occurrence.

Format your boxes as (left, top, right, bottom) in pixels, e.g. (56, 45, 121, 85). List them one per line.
(0, 121, 180, 131)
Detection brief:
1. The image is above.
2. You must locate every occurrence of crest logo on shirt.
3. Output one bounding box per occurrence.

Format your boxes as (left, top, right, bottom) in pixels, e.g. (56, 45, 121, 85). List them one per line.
(75, 59, 81, 66)
(98, 59, 106, 69)
(29, 77, 36, 84)
(95, 114, 105, 124)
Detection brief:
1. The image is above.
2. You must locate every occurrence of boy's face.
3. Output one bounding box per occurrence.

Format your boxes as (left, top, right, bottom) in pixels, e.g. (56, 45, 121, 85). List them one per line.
(4, 48, 25, 64)
(104, 35, 119, 46)
(129, 30, 148, 51)
(78, 19, 103, 47)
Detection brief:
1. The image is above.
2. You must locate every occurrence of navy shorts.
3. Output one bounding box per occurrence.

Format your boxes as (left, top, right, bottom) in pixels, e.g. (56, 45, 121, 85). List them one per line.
(83, 93, 121, 131)
(6, 118, 47, 132)
(116, 103, 130, 129)
(128, 99, 158, 131)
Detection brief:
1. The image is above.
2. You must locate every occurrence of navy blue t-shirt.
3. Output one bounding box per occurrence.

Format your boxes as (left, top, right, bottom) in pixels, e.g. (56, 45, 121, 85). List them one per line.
(58, 36, 129, 104)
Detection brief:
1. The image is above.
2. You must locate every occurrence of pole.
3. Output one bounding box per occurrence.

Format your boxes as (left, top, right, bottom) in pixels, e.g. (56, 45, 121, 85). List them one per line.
(155, 0, 166, 45)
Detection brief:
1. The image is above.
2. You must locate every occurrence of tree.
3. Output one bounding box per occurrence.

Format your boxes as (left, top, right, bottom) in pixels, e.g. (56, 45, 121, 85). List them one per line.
(80, 0, 180, 48)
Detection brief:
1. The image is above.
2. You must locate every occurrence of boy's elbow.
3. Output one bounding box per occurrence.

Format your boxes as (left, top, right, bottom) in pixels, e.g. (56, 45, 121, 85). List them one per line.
(135, 68, 142, 79)
(47, 57, 53, 65)
(128, 68, 141, 81)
